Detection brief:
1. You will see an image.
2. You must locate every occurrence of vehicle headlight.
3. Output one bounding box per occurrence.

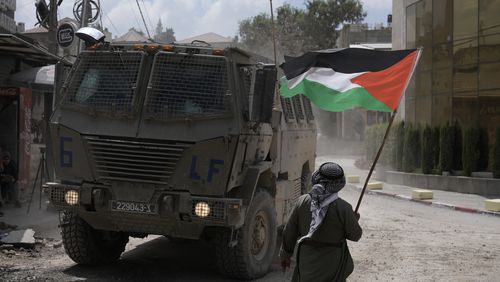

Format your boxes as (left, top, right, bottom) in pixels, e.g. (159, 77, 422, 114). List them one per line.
(194, 201, 210, 218)
(64, 190, 79, 205)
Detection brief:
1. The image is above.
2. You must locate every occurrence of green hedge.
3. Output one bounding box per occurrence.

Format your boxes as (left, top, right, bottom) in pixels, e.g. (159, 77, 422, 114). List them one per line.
(363, 121, 495, 177)
(364, 123, 394, 167)
(493, 125, 500, 178)
(431, 126, 440, 171)
(403, 124, 421, 173)
(462, 128, 480, 176)
(393, 121, 405, 171)
(478, 128, 489, 171)
(439, 123, 454, 173)
(453, 122, 463, 170)
(421, 125, 433, 174)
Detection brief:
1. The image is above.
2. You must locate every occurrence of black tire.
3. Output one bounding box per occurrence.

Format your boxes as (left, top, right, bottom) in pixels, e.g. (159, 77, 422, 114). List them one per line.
(215, 189, 277, 280)
(61, 212, 129, 265)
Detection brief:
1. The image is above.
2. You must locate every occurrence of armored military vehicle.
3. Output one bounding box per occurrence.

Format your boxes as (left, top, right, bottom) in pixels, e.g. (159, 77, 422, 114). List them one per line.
(46, 29, 316, 279)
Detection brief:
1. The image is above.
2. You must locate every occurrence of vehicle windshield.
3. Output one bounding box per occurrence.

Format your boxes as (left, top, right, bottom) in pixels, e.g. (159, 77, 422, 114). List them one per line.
(63, 52, 144, 113)
(146, 52, 230, 119)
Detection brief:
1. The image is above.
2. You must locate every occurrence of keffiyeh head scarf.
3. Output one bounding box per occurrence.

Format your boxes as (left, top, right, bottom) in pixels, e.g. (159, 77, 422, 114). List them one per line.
(298, 162, 346, 243)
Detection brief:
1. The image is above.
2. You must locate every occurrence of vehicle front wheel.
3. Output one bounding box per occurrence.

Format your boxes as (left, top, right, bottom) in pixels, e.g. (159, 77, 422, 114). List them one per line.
(61, 212, 129, 265)
(215, 189, 277, 280)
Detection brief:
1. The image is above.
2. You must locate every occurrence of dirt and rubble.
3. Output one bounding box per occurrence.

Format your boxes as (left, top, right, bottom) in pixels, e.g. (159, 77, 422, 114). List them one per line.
(1, 182, 499, 282)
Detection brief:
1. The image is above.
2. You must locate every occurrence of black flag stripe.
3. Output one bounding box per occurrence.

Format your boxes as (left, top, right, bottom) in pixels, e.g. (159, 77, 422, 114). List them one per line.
(280, 48, 417, 80)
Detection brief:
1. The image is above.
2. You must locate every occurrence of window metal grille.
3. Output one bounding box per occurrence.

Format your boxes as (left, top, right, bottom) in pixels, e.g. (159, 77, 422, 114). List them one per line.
(63, 51, 144, 113)
(281, 96, 295, 122)
(292, 95, 305, 121)
(146, 53, 230, 119)
(301, 95, 315, 122)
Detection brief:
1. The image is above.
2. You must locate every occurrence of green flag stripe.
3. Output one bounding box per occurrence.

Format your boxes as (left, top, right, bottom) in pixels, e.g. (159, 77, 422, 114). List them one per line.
(280, 78, 392, 112)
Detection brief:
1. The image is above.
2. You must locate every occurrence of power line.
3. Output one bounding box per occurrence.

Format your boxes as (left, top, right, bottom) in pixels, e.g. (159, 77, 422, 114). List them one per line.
(98, 0, 104, 31)
(100, 6, 119, 36)
(127, 0, 144, 33)
(135, 0, 152, 39)
(141, 0, 155, 35)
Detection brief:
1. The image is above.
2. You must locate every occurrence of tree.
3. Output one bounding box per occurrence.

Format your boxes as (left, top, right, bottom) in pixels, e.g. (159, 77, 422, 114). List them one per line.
(421, 125, 433, 174)
(238, 0, 366, 57)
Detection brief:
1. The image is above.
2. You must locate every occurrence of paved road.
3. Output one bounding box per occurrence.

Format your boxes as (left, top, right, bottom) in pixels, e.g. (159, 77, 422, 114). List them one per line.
(1, 183, 499, 281)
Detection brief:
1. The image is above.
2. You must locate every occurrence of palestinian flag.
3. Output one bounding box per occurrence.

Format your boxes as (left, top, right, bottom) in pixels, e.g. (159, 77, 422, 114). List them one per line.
(279, 48, 420, 112)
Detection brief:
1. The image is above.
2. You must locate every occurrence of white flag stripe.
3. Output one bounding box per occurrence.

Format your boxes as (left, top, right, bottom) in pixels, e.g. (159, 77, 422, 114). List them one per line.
(287, 67, 366, 93)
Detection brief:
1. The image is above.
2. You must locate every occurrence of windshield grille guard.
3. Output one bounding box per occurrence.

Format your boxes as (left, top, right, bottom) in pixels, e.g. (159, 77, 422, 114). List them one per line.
(144, 52, 232, 120)
(62, 51, 145, 116)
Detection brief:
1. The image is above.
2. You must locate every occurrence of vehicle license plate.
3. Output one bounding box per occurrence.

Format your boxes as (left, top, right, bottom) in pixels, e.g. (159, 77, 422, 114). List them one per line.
(111, 201, 157, 214)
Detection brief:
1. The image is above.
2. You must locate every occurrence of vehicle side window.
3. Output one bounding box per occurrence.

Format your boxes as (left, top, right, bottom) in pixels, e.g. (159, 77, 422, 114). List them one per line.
(238, 66, 252, 120)
(301, 95, 315, 122)
(280, 96, 295, 122)
(292, 95, 305, 122)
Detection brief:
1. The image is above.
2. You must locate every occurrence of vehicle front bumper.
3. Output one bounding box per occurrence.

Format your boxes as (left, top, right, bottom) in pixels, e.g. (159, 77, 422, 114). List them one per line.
(46, 182, 244, 239)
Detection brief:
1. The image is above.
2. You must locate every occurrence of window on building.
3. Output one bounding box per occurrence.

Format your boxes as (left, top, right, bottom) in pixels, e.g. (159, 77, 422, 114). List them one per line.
(453, 0, 478, 41)
(432, 68, 452, 94)
(479, 34, 500, 63)
(416, 0, 433, 71)
(433, 0, 453, 44)
(479, 62, 500, 91)
(406, 4, 416, 49)
(479, 0, 500, 36)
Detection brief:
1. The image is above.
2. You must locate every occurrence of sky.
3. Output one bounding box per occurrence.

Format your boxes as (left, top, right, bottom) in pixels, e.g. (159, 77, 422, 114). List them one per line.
(15, 0, 392, 41)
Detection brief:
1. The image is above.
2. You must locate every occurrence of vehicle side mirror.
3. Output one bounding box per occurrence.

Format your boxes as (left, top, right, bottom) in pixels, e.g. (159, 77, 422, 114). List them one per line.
(250, 65, 276, 123)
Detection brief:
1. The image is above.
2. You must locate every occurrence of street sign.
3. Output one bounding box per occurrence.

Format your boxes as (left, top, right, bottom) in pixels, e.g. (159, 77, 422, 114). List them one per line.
(57, 22, 76, 48)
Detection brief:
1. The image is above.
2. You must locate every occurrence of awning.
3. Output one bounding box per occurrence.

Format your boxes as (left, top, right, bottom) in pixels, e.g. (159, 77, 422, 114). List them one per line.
(8, 65, 55, 86)
(0, 33, 71, 66)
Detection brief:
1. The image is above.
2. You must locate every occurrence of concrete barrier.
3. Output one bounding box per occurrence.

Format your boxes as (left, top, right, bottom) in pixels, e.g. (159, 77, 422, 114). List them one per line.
(367, 182, 383, 190)
(347, 175, 360, 183)
(386, 171, 500, 197)
(485, 199, 500, 212)
(411, 189, 433, 200)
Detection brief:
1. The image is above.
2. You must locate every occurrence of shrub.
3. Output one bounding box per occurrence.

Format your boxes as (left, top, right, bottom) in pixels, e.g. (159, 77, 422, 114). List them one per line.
(452, 122, 463, 170)
(439, 123, 454, 173)
(421, 125, 433, 174)
(493, 126, 500, 178)
(478, 128, 489, 171)
(393, 121, 405, 171)
(380, 123, 395, 168)
(462, 128, 480, 177)
(431, 126, 440, 171)
(403, 124, 421, 172)
(364, 125, 378, 162)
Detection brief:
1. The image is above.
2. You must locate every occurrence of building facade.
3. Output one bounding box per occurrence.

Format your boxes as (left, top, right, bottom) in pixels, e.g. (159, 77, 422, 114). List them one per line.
(0, 0, 15, 33)
(393, 0, 500, 138)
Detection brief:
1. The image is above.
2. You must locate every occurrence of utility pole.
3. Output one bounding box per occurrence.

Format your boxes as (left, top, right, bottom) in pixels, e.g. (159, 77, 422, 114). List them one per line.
(48, 0, 58, 55)
(78, 0, 91, 53)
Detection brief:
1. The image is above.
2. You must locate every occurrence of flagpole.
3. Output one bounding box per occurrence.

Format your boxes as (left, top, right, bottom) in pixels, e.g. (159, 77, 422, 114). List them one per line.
(354, 110, 397, 213)
(269, 0, 278, 65)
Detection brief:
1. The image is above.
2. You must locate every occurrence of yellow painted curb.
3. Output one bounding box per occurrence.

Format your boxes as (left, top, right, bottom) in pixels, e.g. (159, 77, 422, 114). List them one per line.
(347, 175, 360, 183)
(411, 189, 433, 200)
(485, 199, 500, 212)
(367, 182, 383, 190)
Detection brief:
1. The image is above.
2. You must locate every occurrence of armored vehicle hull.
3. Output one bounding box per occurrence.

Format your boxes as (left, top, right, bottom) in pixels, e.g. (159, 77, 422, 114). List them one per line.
(47, 42, 316, 279)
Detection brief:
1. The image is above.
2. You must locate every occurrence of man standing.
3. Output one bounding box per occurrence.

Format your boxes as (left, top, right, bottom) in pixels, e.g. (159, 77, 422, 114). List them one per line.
(280, 162, 362, 281)
(1, 151, 19, 207)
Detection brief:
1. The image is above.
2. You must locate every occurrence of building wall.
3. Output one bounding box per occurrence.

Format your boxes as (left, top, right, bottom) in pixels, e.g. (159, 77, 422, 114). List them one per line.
(394, 0, 500, 143)
(0, 0, 15, 33)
